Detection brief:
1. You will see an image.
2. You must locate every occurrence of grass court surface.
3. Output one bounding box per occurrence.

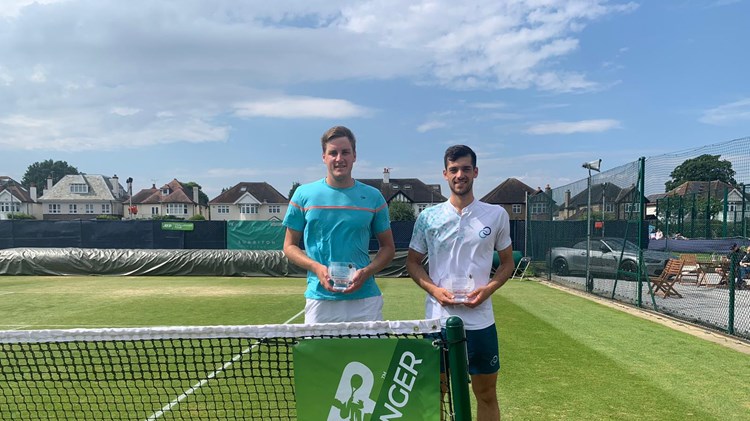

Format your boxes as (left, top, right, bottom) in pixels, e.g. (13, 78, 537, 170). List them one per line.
(1, 276, 748, 420)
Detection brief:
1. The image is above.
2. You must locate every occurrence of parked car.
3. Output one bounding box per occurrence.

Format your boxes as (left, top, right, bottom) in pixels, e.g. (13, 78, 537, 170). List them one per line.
(548, 237, 673, 279)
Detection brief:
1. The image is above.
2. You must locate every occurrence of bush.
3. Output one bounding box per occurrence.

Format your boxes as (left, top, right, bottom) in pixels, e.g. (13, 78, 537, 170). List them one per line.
(6, 213, 35, 220)
(188, 214, 206, 221)
(95, 215, 121, 220)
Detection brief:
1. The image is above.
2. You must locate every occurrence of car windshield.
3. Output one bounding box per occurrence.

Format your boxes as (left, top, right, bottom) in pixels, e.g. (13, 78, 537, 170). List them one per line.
(602, 238, 639, 252)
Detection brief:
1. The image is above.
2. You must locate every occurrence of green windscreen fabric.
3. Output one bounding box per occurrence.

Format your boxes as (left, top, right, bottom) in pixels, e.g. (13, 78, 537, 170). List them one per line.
(227, 220, 285, 250)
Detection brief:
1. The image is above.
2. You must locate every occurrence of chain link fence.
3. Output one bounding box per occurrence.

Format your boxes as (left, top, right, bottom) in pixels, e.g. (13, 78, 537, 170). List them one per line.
(525, 137, 750, 340)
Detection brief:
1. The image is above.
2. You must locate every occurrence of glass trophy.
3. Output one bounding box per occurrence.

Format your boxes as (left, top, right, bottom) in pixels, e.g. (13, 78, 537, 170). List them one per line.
(446, 276, 474, 303)
(329, 262, 355, 291)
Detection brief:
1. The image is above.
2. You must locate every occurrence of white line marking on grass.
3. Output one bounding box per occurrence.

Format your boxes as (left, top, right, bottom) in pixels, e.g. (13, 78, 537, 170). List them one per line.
(0, 292, 15, 296)
(145, 307, 307, 420)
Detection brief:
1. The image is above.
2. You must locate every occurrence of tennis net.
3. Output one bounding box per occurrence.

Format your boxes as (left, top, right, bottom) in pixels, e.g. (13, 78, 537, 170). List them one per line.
(0, 319, 448, 420)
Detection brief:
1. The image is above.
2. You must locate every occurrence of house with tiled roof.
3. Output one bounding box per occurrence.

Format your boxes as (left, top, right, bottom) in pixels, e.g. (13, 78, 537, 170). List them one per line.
(480, 178, 537, 220)
(657, 180, 750, 223)
(0, 176, 42, 219)
(358, 168, 447, 215)
(37, 174, 127, 220)
(208, 182, 289, 221)
(128, 179, 207, 219)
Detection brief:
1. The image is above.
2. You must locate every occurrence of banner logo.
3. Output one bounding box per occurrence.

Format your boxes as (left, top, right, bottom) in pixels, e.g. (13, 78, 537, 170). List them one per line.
(328, 362, 376, 421)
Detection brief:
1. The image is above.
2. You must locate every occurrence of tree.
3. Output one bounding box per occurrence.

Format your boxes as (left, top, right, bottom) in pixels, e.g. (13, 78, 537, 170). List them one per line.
(665, 154, 736, 191)
(183, 181, 209, 204)
(289, 181, 300, 199)
(22, 159, 79, 194)
(389, 201, 415, 221)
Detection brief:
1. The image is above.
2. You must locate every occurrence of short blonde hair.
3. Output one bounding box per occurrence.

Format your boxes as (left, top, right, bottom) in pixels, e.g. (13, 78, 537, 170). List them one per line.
(321, 126, 356, 153)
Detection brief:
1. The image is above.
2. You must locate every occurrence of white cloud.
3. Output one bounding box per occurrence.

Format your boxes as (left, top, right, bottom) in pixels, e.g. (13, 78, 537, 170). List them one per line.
(699, 98, 750, 125)
(417, 120, 448, 133)
(234, 96, 372, 119)
(110, 107, 140, 116)
(0, 0, 637, 152)
(526, 119, 622, 135)
(28, 65, 46, 83)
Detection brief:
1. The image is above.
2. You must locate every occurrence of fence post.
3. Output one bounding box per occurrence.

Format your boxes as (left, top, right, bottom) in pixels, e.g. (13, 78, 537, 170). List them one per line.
(446, 316, 472, 421)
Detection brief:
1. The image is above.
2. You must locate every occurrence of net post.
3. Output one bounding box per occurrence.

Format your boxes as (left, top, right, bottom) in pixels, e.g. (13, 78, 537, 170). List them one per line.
(446, 315, 472, 421)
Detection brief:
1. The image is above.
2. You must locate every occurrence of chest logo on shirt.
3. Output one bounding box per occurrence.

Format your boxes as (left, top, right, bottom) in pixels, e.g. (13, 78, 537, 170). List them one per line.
(479, 226, 491, 238)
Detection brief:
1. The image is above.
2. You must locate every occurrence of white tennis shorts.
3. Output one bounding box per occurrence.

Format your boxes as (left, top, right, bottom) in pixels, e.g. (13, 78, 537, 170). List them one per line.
(304, 296, 383, 324)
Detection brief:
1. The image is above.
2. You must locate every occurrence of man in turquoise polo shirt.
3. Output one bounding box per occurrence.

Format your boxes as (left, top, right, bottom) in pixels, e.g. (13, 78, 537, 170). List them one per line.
(283, 126, 395, 324)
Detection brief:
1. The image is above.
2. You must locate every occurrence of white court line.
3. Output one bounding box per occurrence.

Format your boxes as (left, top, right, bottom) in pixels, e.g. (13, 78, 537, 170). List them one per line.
(145, 308, 306, 420)
(0, 292, 15, 296)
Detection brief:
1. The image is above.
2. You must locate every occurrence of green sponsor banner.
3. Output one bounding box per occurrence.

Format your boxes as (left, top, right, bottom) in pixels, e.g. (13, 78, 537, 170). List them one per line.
(160, 221, 194, 231)
(227, 220, 285, 250)
(294, 338, 440, 421)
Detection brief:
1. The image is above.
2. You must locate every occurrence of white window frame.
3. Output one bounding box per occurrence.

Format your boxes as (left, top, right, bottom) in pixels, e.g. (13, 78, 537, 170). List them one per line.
(49, 204, 61, 214)
(531, 202, 547, 215)
(69, 204, 78, 214)
(217, 205, 230, 214)
(240, 204, 259, 214)
(166, 203, 187, 215)
(268, 205, 280, 214)
(512, 204, 522, 214)
(70, 183, 88, 194)
(84, 204, 95, 214)
(101, 203, 111, 214)
(151, 206, 159, 215)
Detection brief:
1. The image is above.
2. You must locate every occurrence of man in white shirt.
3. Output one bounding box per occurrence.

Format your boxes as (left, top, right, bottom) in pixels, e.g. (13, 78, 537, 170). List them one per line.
(406, 144, 514, 421)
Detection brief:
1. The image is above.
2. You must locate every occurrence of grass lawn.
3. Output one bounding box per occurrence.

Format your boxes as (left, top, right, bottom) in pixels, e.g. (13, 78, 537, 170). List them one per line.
(1, 275, 748, 420)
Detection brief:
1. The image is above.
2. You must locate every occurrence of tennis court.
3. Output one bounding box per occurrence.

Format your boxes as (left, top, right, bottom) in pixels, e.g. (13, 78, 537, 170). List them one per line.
(1, 276, 749, 420)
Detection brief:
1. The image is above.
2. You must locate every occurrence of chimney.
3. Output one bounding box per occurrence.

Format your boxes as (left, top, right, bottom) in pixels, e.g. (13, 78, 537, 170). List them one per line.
(383, 168, 390, 184)
(545, 184, 552, 195)
(46, 175, 53, 191)
(112, 175, 119, 197)
(30, 183, 37, 202)
(193, 187, 200, 204)
(564, 190, 571, 208)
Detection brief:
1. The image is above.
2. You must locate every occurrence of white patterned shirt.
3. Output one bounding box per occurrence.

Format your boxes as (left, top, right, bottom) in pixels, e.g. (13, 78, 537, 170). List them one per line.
(409, 199, 511, 329)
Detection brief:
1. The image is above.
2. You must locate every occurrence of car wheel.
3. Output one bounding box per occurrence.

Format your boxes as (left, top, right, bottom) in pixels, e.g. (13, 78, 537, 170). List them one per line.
(619, 260, 638, 280)
(553, 258, 569, 276)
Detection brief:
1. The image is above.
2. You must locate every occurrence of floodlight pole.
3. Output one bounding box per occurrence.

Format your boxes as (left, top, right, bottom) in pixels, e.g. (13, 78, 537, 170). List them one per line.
(583, 159, 601, 293)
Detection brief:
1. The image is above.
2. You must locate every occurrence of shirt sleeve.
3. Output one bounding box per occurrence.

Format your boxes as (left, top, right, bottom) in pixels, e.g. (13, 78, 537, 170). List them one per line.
(371, 194, 391, 234)
(282, 190, 305, 232)
(494, 208, 512, 251)
(409, 212, 428, 254)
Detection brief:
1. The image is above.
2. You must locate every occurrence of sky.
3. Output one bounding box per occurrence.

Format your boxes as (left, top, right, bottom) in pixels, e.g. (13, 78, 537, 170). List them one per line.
(1, 0, 749, 201)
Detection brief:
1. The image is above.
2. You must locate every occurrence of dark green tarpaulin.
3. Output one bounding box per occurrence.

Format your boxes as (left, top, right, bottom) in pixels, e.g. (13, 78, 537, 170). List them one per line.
(227, 220, 285, 250)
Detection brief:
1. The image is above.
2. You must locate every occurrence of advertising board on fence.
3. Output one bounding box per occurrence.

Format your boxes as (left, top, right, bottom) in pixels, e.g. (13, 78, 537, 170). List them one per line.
(294, 338, 440, 420)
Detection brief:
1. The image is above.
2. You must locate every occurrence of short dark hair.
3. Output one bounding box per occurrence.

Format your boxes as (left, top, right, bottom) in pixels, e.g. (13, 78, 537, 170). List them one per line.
(321, 126, 356, 153)
(444, 145, 476, 168)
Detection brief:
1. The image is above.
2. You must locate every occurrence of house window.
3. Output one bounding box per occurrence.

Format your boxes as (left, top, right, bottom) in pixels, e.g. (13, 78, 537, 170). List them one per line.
(217, 205, 230, 214)
(70, 183, 88, 194)
(0, 202, 20, 212)
(404, 184, 412, 189)
(604, 203, 615, 213)
(417, 204, 429, 213)
(101, 204, 111, 214)
(84, 204, 94, 214)
(531, 202, 547, 214)
(391, 184, 399, 189)
(49, 204, 61, 214)
(151, 206, 159, 215)
(240, 204, 259, 214)
(69, 204, 78, 214)
(268, 205, 280, 214)
(167, 204, 187, 215)
(512, 204, 522, 214)
(624, 203, 641, 213)
(161, 188, 170, 196)
(728, 202, 737, 213)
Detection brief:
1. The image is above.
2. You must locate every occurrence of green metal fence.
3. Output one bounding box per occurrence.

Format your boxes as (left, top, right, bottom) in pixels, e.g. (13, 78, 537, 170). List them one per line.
(526, 136, 750, 341)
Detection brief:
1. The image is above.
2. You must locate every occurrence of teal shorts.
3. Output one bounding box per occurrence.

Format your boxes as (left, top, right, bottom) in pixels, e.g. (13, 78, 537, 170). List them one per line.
(431, 324, 500, 375)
